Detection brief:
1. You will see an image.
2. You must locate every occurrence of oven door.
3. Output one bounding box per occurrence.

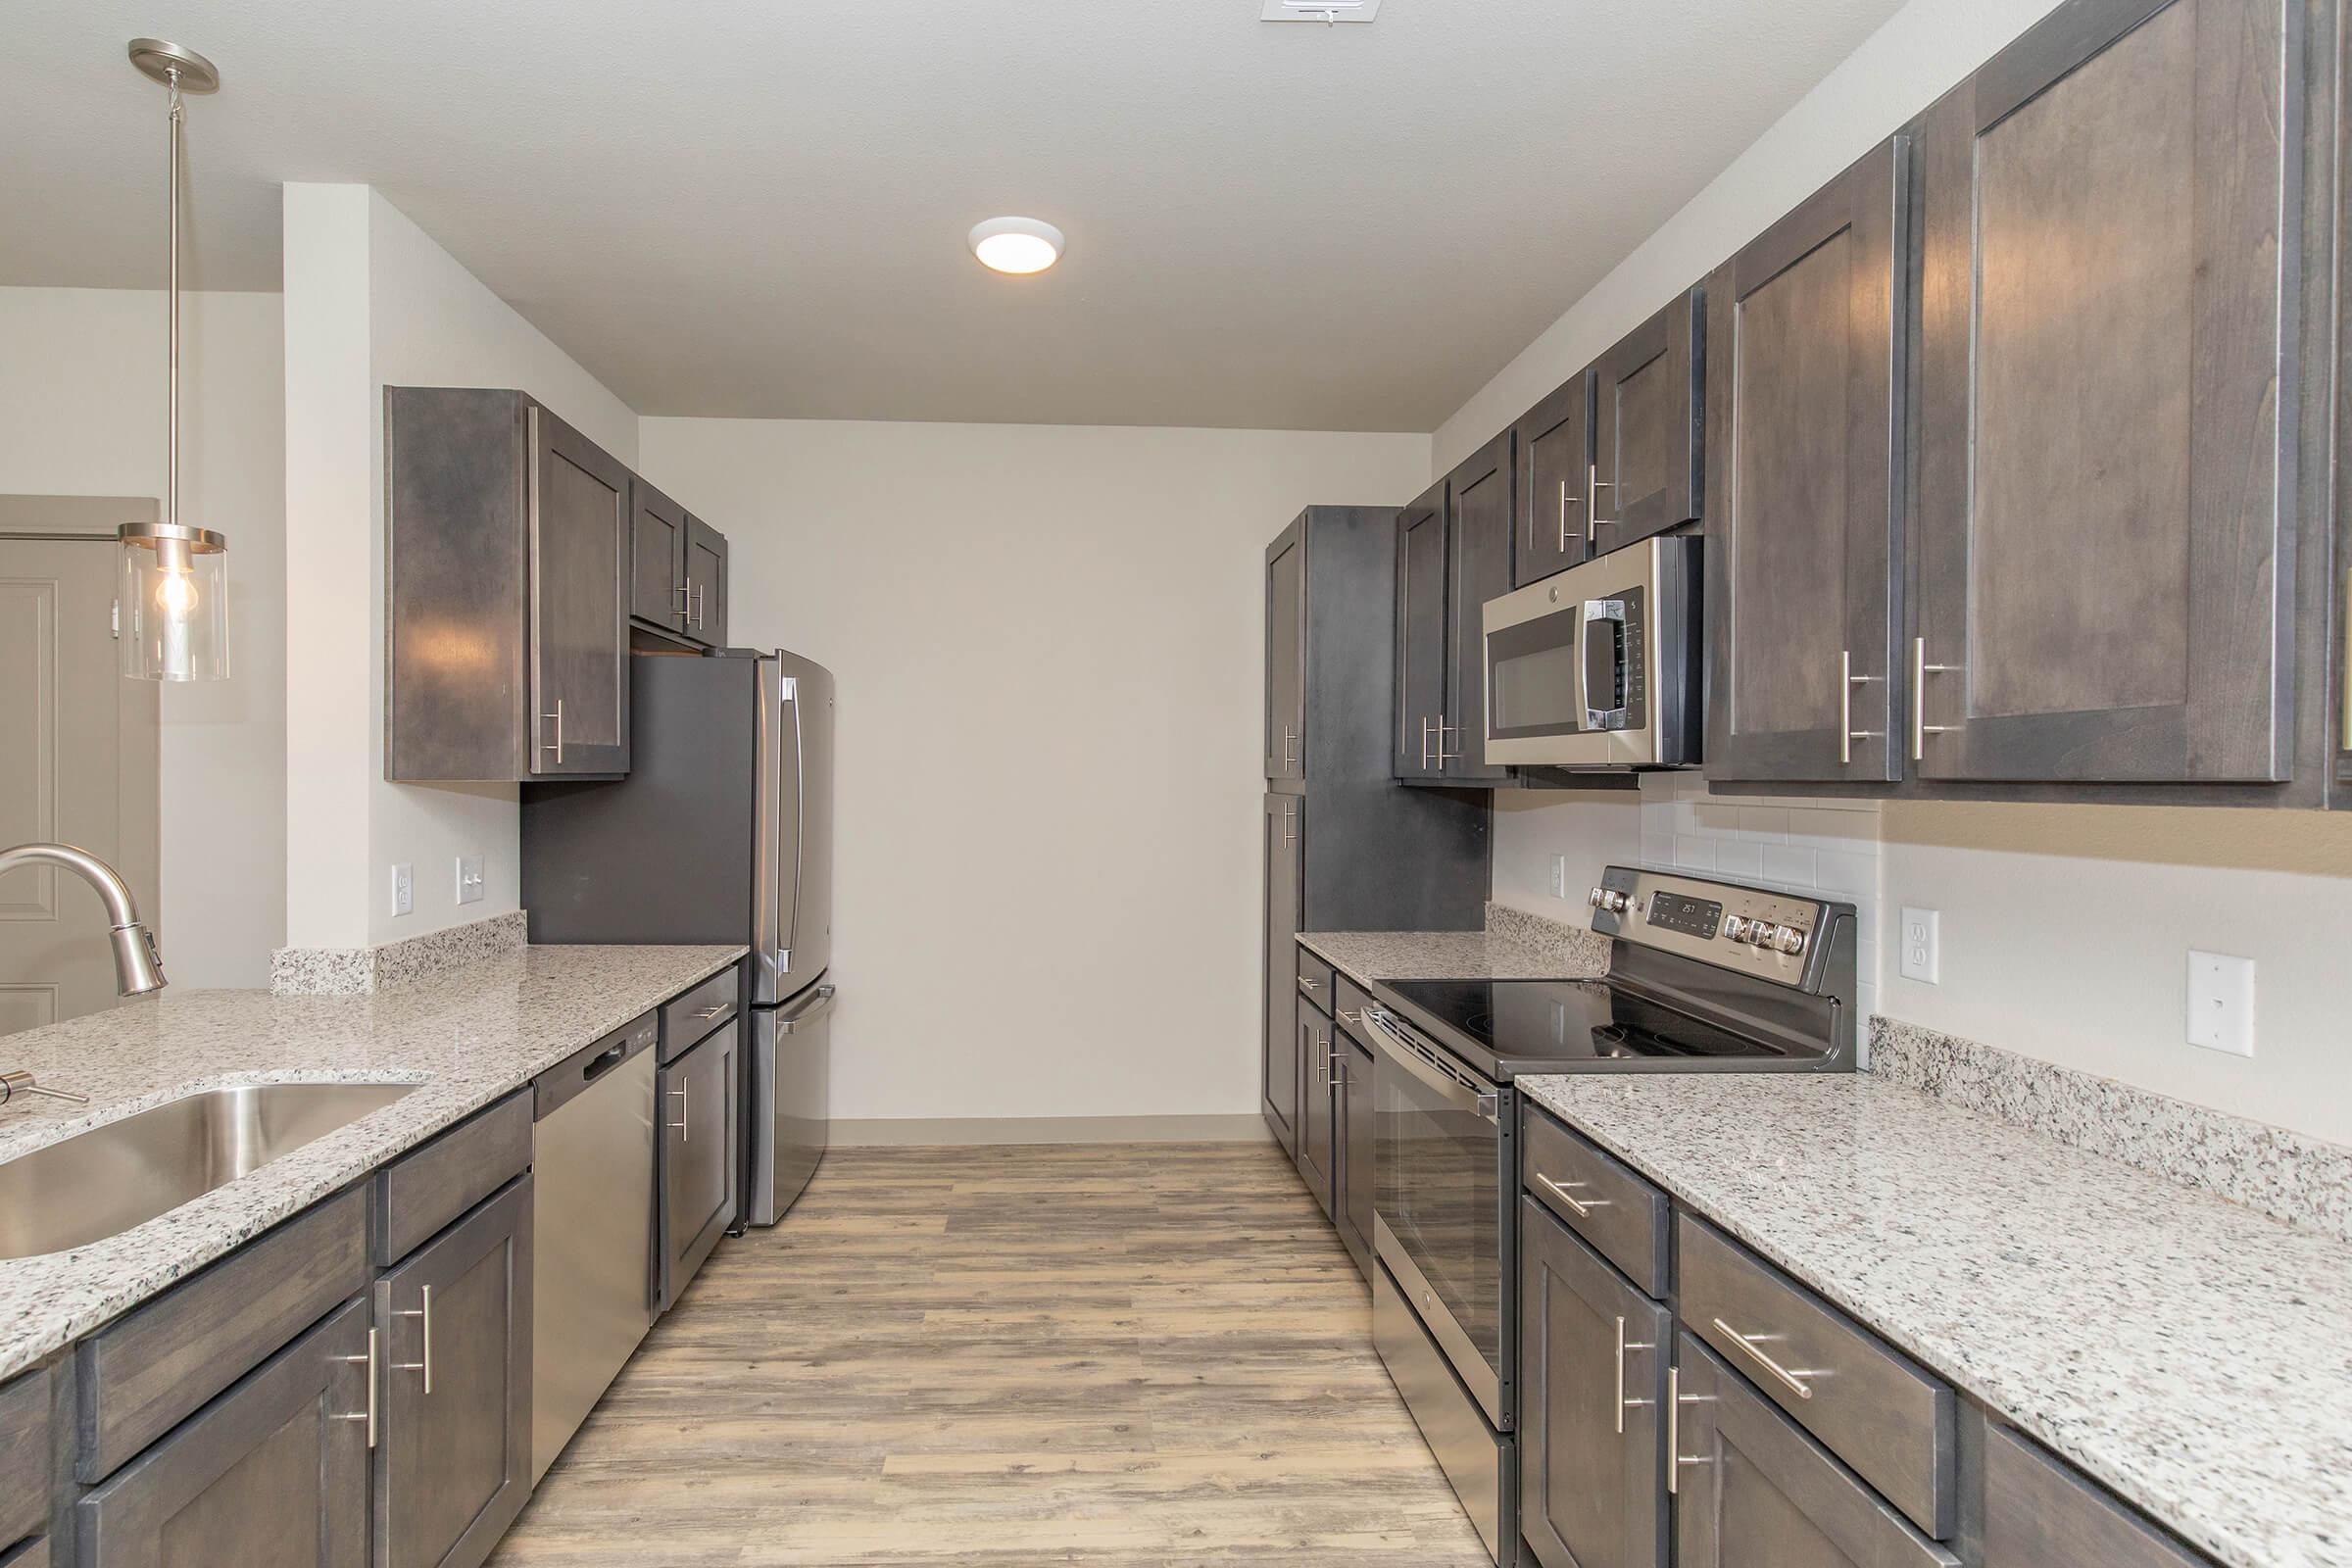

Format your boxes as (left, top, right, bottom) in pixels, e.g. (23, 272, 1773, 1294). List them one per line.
(1365, 1007, 1511, 1428)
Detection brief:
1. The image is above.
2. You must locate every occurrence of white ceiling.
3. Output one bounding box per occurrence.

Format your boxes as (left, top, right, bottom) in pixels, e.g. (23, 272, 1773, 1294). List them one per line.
(3, 1, 1908, 431)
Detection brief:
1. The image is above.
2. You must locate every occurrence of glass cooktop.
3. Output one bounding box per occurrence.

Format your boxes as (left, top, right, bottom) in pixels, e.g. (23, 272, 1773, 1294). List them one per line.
(1383, 977, 1801, 1075)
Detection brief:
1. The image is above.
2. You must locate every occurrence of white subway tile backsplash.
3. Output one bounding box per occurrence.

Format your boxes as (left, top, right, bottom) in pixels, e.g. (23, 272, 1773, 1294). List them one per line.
(1738, 806, 1789, 843)
(1788, 805, 1878, 848)
(1760, 843, 1816, 885)
(1641, 832, 1675, 869)
(1813, 848, 1877, 896)
(1692, 801, 1743, 836)
(1713, 839, 1764, 881)
(1673, 835, 1717, 871)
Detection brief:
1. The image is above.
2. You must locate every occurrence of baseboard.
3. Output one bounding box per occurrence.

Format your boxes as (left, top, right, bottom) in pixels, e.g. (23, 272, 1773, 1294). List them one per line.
(826, 1113, 1276, 1148)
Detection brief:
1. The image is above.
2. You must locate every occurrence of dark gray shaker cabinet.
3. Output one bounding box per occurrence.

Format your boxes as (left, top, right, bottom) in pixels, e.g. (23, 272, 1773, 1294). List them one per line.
(77, 1297, 371, 1568)
(1446, 433, 1516, 783)
(629, 477, 691, 637)
(1910, 0, 2302, 784)
(1520, 1200, 1668, 1568)
(1672, 1335, 1958, 1568)
(1706, 138, 1907, 786)
(1514, 370, 1595, 586)
(1975, 1424, 2208, 1567)
(1591, 289, 1704, 556)
(1261, 793, 1304, 1152)
(1337, 1026, 1375, 1276)
(1266, 518, 1306, 784)
(661, 1019, 740, 1307)
(373, 1177, 533, 1568)
(1395, 482, 1451, 782)
(684, 516, 729, 647)
(386, 388, 631, 780)
(1296, 1002, 1336, 1219)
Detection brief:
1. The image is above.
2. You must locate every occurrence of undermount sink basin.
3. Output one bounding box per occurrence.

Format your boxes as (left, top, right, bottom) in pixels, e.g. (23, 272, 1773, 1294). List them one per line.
(0, 1082, 417, 1260)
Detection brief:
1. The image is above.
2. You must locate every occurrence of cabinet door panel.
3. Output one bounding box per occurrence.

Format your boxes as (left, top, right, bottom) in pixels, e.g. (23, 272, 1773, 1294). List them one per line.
(1592, 291, 1703, 553)
(529, 408, 630, 775)
(376, 1178, 533, 1568)
(629, 480, 689, 633)
(1520, 1200, 1667, 1568)
(1395, 484, 1450, 780)
(1707, 140, 1906, 784)
(684, 517, 728, 646)
(1338, 1035, 1376, 1278)
(1446, 433, 1514, 781)
(1262, 795, 1302, 1150)
(1980, 1424, 2205, 1567)
(662, 1024, 738, 1304)
(1913, 0, 2298, 782)
(78, 1298, 369, 1568)
(1265, 520, 1306, 783)
(1297, 1007, 1335, 1216)
(1515, 373, 1593, 585)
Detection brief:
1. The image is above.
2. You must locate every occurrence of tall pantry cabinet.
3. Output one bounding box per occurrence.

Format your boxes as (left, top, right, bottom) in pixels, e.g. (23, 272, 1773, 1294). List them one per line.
(1261, 507, 1490, 1155)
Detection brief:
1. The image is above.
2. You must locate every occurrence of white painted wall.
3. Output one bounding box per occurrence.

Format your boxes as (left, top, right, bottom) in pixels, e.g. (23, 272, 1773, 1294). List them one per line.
(282, 185, 639, 950)
(1470, 0, 2352, 1148)
(639, 417, 1431, 1124)
(0, 286, 287, 990)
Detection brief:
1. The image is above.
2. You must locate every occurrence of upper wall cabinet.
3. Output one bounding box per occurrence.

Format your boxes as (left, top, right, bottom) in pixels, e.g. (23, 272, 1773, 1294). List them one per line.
(1910, 0, 2302, 785)
(684, 516, 729, 646)
(630, 478, 692, 637)
(1592, 288, 1704, 557)
(1514, 370, 1594, 586)
(1395, 479, 1452, 782)
(1706, 139, 1908, 785)
(1446, 432, 1516, 782)
(388, 388, 631, 781)
(1266, 515, 1307, 785)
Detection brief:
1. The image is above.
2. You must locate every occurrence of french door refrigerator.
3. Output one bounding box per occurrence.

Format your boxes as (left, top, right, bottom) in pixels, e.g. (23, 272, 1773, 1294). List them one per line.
(522, 648, 835, 1224)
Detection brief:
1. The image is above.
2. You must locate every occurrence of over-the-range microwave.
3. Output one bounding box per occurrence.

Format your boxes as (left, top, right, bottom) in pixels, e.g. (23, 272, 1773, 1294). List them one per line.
(1482, 535, 1702, 769)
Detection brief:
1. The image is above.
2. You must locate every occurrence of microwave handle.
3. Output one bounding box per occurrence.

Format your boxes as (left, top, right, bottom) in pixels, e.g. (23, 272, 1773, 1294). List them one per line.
(1583, 599, 1628, 730)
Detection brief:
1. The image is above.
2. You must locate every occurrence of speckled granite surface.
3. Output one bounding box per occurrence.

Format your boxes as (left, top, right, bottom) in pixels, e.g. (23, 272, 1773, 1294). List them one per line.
(1299, 904, 1610, 983)
(1870, 1016, 2352, 1245)
(1517, 1072, 2352, 1568)
(0, 942, 743, 1383)
(270, 907, 532, 995)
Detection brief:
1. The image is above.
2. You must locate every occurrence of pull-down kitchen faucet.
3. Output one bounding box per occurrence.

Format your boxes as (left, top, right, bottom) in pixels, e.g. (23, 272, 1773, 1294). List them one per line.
(0, 842, 166, 998)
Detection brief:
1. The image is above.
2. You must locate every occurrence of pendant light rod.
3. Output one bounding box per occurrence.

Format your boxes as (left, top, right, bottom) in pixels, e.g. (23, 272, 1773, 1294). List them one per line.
(166, 68, 180, 526)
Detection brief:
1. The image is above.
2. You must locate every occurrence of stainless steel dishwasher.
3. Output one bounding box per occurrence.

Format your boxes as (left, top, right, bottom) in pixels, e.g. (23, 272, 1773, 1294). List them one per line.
(531, 1009, 659, 1482)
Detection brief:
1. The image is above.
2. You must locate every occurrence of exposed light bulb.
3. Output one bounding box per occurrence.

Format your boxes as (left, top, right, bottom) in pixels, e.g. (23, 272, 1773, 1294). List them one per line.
(156, 567, 198, 618)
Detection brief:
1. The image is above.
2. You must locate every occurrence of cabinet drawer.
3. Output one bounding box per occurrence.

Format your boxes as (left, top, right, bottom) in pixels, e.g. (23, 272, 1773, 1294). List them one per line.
(1332, 973, 1376, 1037)
(77, 1185, 370, 1482)
(0, 1368, 48, 1548)
(1981, 1424, 2207, 1567)
(372, 1091, 532, 1267)
(1523, 1108, 1668, 1298)
(0, 1537, 47, 1568)
(1678, 1215, 1954, 1538)
(660, 968, 738, 1062)
(1294, 947, 1335, 1012)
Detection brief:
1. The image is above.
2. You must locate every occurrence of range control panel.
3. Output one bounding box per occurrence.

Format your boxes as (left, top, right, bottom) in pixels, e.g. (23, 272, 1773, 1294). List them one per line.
(1587, 866, 1850, 992)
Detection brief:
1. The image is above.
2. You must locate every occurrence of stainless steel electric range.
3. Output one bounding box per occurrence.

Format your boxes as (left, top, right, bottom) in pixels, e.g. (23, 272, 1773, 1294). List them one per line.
(1359, 866, 1859, 1565)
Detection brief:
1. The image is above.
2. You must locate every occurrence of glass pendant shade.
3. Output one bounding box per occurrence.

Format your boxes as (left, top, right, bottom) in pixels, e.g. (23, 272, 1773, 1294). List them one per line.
(118, 521, 228, 680)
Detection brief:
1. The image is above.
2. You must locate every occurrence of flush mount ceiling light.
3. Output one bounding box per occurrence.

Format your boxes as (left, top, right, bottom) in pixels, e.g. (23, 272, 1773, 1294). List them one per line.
(1260, 0, 1381, 22)
(120, 38, 230, 682)
(968, 217, 1064, 275)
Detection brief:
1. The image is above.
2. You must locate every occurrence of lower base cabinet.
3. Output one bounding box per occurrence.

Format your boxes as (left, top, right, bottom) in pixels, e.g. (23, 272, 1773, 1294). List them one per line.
(375, 1177, 534, 1568)
(1671, 1334, 1957, 1568)
(660, 1022, 739, 1307)
(77, 1296, 372, 1566)
(1336, 1033, 1375, 1274)
(1519, 1200, 1667, 1568)
(1297, 1007, 1336, 1218)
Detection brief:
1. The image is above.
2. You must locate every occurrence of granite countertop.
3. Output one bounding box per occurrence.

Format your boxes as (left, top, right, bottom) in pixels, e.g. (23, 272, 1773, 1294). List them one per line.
(1299, 905, 1611, 984)
(0, 943, 745, 1384)
(1516, 1072, 2352, 1568)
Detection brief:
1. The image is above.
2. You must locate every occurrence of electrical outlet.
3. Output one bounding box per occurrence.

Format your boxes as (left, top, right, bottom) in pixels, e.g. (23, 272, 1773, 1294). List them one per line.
(455, 854, 485, 906)
(1898, 906, 1939, 983)
(390, 862, 414, 918)
(1549, 855, 1569, 900)
(2186, 951, 2255, 1057)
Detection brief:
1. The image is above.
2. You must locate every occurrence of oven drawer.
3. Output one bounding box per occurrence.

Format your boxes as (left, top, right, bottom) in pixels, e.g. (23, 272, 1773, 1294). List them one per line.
(1678, 1215, 1955, 1538)
(1374, 1263, 1508, 1564)
(1522, 1106, 1668, 1298)
(1295, 946, 1335, 1012)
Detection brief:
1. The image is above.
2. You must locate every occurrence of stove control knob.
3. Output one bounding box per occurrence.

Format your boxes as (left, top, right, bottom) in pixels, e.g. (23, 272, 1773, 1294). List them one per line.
(1596, 889, 1632, 915)
(1588, 887, 1607, 909)
(1722, 915, 1751, 943)
(1773, 925, 1808, 956)
(1743, 921, 1780, 948)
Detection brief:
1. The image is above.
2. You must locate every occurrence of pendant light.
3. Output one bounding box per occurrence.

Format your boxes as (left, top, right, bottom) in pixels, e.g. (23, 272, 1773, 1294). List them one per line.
(118, 39, 229, 682)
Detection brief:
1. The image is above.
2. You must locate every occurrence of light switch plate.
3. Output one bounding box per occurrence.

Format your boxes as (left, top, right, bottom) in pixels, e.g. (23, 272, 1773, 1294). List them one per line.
(390, 862, 414, 919)
(1898, 906, 1939, 983)
(2186, 951, 2255, 1056)
(1549, 855, 1569, 901)
(455, 854, 485, 906)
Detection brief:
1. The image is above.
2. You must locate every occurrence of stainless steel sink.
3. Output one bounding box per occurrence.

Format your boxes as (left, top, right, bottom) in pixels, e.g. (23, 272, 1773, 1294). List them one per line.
(0, 1082, 417, 1260)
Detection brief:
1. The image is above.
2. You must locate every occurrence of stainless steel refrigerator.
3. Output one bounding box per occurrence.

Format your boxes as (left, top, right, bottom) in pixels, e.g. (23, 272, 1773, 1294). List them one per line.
(521, 648, 835, 1224)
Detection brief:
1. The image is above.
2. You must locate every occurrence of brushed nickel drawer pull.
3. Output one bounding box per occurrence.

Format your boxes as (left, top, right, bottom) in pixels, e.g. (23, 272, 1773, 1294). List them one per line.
(392, 1286, 433, 1394)
(330, 1326, 378, 1447)
(1339, 1008, 1361, 1024)
(1535, 1171, 1611, 1218)
(692, 1004, 726, 1019)
(1298, 977, 1321, 992)
(1712, 1317, 1816, 1400)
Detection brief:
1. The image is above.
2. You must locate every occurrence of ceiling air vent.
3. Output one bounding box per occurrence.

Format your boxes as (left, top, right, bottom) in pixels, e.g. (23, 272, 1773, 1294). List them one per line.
(1260, 0, 1380, 22)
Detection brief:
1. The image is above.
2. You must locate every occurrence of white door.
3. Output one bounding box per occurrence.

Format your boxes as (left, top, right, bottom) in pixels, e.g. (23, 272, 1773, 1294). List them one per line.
(0, 498, 160, 1034)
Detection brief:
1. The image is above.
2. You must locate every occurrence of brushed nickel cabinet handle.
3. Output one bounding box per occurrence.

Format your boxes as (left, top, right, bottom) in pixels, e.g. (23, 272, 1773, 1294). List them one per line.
(1840, 650, 1884, 765)
(392, 1286, 433, 1394)
(1555, 479, 1585, 552)
(1436, 712, 1460, 766)
(1535, 1171, 1610, 1219)
(670, 1083, 689, 1142)
(1669, 1365, 1715, 1494)
(693, 1004, 726, 1019)
(1298, 977, 1322, 992)
(1282, 724, 1298, 766)
(1281, 804, 1298, 849)
(1588, 464, 1615, 544)
(331, 1326, 378, 1447)
(1419, 714, 1436, 770)
(1911, 637, 1955, 760)
(539, 698, 564, 763)
(1339, 1009, 1361, 1024)
(1711, 1317, 1817, 1400)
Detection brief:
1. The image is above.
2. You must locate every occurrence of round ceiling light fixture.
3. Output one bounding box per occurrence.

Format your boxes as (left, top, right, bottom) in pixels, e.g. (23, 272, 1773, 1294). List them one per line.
(968, 217, 1064, 275)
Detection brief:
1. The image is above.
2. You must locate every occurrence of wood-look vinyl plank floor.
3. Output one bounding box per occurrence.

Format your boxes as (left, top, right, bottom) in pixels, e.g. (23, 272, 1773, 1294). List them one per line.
(489, 1141, 1492, 1567)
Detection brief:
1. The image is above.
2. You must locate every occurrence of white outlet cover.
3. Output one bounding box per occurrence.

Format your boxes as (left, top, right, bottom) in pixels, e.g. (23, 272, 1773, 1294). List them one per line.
(1898, 906, 1938, 984)
(390, 862, 414, 918)
(2185, 951, 2255, 1057)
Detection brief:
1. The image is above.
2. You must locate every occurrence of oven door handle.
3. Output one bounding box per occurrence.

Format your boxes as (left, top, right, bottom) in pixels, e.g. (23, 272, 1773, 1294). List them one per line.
(1362, 1009, 1500, 1123)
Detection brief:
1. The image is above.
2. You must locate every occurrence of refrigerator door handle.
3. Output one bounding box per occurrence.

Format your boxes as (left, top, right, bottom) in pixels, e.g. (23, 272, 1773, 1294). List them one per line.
(773, 984, 837, 1033)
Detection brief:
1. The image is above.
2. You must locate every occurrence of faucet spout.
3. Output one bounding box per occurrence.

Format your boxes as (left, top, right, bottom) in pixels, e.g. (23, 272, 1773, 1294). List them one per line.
(0, 843, 167, 997)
